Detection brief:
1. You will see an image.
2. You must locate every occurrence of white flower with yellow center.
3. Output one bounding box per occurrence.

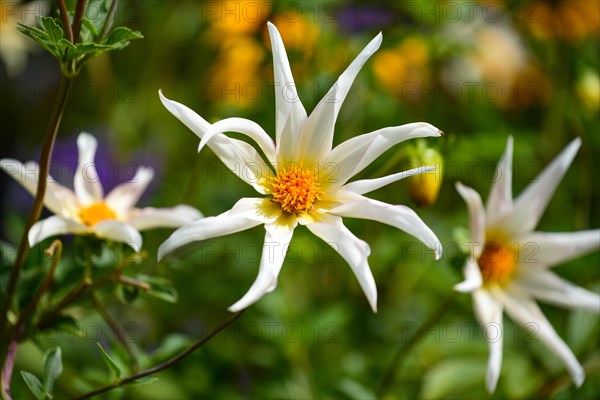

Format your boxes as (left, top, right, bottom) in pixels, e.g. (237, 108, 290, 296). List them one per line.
(158, 22, 443, 312)
(455, 136, 600, 393)
(1, 132, 202, 251)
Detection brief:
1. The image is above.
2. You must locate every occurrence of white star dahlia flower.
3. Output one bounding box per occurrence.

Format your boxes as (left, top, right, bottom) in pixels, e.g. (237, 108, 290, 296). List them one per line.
(158, 22, 443, 312)
(1, 132, 202, 251)
(455, 136, 600, 393)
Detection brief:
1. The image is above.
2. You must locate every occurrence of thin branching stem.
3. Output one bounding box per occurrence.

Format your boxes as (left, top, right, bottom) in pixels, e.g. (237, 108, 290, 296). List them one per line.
(72, 0, 88, 43)
(72, 310, 245, 400)
(99, 0, 120, 41)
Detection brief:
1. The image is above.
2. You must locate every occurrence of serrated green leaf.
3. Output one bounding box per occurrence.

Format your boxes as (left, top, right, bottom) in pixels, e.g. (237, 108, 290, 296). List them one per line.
(96, 343, 122, 380)
(21, 371, 45, 400)
(66, 42, 112, 60)
(16, 23, 62, 60)
(40, 17, 64, 44)
(104, 26, 143, 48)
(123, 376, 158, 386)
(43, 347, 63, 394)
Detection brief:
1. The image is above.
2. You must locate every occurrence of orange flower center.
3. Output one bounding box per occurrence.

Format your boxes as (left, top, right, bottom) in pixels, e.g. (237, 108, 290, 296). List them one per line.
(478, 241, 516, 284)
(79, 202, 117, 226)
(268, 163, 321, 215)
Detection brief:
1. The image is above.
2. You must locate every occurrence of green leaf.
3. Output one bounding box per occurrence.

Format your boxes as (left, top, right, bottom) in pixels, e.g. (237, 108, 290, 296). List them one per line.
(80, 18, 98, 42)
(39, 17, 64, 44)
(16, 23, 62, 60)
(421, 358, 484, 399)
(103, 27, 143, 49)
(123, 376, 158, 386)
(116, 283, 139, 304)
(136, 275, 179, 303)
(96, 343, 122, 380)
(43, 347, 63, 394)
(20, 371, 45, 400)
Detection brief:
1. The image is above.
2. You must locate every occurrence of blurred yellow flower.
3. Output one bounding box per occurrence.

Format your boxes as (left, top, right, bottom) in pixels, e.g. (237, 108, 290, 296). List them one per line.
(372, 36, 430, 99)
(205, 0, 270, 36)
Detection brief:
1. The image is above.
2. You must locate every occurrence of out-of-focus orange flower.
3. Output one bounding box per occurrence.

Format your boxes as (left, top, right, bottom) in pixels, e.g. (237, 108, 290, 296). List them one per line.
(372, 36, 430, 99)
(205, 0, 271, 36)
(522, 0, 600, 41)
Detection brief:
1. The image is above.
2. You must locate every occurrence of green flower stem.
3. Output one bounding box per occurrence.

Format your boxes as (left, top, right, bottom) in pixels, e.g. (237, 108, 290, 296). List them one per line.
(72, 310, 246, 400)
(0, 76, 74, 352)
(56, 0, 74, 43)
(91, 293, 139, 372)
(36, 277, 92, 330)
(99, 0, 120, 42)
(16, 241, 63, 328)
(377, 292, 457, 398)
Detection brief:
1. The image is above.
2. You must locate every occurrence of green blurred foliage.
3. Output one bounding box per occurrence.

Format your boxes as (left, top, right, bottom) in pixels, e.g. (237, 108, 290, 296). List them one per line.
(1, 0, 599, 399)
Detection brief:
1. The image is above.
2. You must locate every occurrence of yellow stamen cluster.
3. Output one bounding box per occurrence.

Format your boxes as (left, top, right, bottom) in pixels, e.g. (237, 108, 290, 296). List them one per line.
(478, 241, 516, 284)
(79, 202, 117, 226)
(268, 163, 321, 215)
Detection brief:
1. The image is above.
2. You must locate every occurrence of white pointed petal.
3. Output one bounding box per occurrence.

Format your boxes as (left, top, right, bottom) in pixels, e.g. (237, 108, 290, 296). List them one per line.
(472, 289, 504, 394)
(28, 216, 87, 247)
(93, 220, 142, 251)
(228, 221, 296, 312)
(324, 123, 441, 187)
(454, 257, 483, 292)
(306, 215, 377, 312)
(494, 286, 585, 387)
(342, 166, 434, 195)
(127, 205, 203, 231)
(0, 159, 78, 216)
(519, 230, 600, 268)
(456, 182, 486, 258)
(513, 268, 600, 312)
(267, 22, 307, 146)
(329, 193, 442, 260)
(506, 138, 581, 235)
(105, 167, 154, 216)
(486, 136, 513, 225)
(295, 33, 383, 163)
(198, 117, 277, 165)
(74, 132, 103, 206)
(159, 90, 270, 193)
(158, 198, 280, 260)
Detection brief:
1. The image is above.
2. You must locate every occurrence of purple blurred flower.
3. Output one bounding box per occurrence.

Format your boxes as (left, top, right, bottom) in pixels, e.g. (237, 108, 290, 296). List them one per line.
(336, 4, 395, 33)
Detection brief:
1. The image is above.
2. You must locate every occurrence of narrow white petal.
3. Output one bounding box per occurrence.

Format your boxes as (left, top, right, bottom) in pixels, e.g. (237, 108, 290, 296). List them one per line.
(158, 198, 280, 260)
(342, 166, 434, 195)
(159, 90, 270, 193)
(197, 117, 277, 165)
(456, 182, 486, 258)
(0, 159, 78, 216)
(105, 167, 154, 217)
(307, 215, 377, 312)
(519, 230, 600, 268)
(93, 220, 142, 251)
(324, 123, 441, 187)
(228, 221, 295, 312)
(486, 136, 513, 226)
(495, 286, 585, 387)
(28, 216, 87, 247)
(506, 138, 581, 235)
(295, 32, 383, 163)
(266, 22, 308, 147)
(127, 205, 203, 231)
(329, 192, 442, 260)
(454, 257, 483, 292)
(74, 132, 104, 206)
(513, 268, 600, 312)
(472, 289, 504, 394)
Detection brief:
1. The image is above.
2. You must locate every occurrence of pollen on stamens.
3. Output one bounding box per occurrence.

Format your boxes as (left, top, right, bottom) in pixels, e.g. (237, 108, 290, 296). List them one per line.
(79, 202, 117, 226)
(268, 162, 322, 215)
(477, 241, 516, 284)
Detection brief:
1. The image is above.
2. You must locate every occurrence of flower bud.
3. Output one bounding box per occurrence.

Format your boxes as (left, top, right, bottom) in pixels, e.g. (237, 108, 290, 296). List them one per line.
(407, 141, 444, 207)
